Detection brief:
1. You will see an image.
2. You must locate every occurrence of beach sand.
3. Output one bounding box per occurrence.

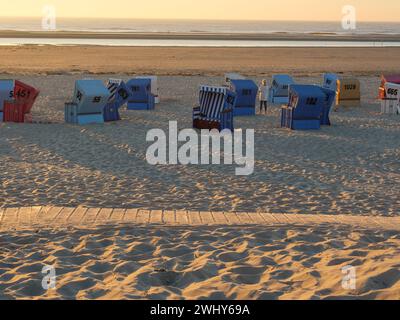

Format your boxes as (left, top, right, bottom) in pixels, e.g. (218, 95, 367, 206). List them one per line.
(0, 47, 399, 299)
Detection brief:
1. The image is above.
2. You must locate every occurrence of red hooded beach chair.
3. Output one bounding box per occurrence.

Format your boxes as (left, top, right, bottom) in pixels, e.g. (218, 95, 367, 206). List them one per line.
(3, 80, 40, 123)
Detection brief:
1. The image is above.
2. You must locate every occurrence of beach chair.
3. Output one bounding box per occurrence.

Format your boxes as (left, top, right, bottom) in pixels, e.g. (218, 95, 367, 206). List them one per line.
(225, 73, 246, 84)
(65, 80, 110, 125)
(103, 79, 131, 122)
(0, 80, 14, 122)
(3, 80, 40, 123)
(379, 74, 400, 100)
(323, 73, 360, 108)
(126, 78, 155, 110)
(380, 82, 400, 115)
(281, 85, 328, 130)
(136, 76, 160, 104)
(268, 74, 295, 104)
(193, 85, 236, 131)
(229, 79, 258, 116)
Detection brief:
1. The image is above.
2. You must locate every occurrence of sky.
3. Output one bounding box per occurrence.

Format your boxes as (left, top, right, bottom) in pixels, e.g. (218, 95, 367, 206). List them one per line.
(1, 0, 399, 22)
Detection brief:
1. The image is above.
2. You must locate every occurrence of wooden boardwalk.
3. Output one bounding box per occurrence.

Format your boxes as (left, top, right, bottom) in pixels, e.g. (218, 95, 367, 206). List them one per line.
(0, 206, 399, 231)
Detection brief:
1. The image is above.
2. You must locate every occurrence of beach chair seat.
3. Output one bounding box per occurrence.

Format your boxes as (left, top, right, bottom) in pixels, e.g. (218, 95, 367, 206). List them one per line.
(65, 79, 110, 125)
(2, 80, 40, 123)
(380, 82, 400, 115)
(281, 85, 327, 130)
(126, 78, 155, 110)
(229, 79, 258, 116)
(103, 79, 131, 122)
(193, 85, 236, 132)
(268, 74, 295, 104)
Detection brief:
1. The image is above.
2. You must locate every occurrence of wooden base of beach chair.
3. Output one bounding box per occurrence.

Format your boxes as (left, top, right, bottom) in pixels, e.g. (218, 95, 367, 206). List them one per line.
(193, 119, 220, 131)
(3, 102, 28, 123)
(65, 103, 104, 124)
(291, 119, 321, 130)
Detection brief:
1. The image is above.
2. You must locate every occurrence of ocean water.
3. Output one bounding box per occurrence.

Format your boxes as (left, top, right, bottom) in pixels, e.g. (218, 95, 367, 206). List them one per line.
(1, 18, 399, 47)
(1, 17, 400, 35)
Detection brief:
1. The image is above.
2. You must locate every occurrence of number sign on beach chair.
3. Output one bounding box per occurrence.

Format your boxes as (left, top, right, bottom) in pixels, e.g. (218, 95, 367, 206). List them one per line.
(193, 85, 236, 131)
(323, 73, 360, 108)
(381, 82, 400, 115)
(379, 74, 400, 100)
(126, 78, 155, 110)
(103, 79, 131, 122)
(268, 74, 295, 104)
(229, 79, 258, 116)
(281, 85, 333, 130)
(65, 80, 110, 125)
(2, 80, 40, 123)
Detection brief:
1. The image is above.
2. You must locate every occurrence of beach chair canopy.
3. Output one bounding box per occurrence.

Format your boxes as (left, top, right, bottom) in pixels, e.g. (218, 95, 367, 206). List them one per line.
(199, 85, 235, 120)
(107, 79, 130, 106)
(380, 74, 400, 99)
(229, 79, 258, 107)
(73, 80, 110, 115)
(135, 76, 159, 102)
(323, 73, 340, 91)
(272, 75, 295, 97)
(289, 85, 326, 119)
(126, 78, 152, 101)
(0, 79, 14, 112)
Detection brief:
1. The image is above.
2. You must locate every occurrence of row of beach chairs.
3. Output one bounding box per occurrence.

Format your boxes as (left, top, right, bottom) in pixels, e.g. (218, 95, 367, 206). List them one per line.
(1, 74, 399, 130)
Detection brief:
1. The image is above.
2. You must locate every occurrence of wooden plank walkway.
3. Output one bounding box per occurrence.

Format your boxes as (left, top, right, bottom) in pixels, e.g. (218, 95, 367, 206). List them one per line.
(0, 207, 399, 231)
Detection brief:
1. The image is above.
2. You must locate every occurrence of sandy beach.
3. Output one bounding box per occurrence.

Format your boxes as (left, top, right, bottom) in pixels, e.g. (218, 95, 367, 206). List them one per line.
(0, 46, 399, 300)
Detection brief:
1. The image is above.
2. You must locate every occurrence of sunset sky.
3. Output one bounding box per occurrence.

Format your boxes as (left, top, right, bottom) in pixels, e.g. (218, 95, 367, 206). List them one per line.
(1, 0, 399, 21)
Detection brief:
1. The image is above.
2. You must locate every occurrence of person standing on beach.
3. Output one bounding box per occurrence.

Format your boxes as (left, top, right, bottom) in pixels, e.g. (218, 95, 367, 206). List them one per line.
(259, 79, 269, 114)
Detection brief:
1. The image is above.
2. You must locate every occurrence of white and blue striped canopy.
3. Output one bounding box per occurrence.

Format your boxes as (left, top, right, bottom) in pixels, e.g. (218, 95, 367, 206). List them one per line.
(107, 79, 122, 102)
(199, 86, 228, 120)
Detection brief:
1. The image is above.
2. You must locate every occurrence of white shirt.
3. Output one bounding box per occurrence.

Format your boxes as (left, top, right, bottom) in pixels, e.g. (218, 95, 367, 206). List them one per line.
(259, 85, 269, 101)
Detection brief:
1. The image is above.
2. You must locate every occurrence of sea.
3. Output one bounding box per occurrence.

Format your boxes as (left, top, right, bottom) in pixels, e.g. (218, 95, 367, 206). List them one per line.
(0, 17, 399, 47)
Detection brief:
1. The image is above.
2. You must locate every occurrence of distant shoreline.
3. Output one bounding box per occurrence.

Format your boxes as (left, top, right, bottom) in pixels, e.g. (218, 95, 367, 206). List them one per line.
(1, 30, 400, 42)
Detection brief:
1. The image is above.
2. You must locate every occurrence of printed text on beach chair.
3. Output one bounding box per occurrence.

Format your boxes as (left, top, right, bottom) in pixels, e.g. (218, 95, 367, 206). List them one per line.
(126, 78, 155, 110)
(65, 80, 110, 125)
(136, 76, 160, 104)
(379, 74, 400, 100)
(3, 80, 40, 123)
(193, 85, 236, 131)
(103, 79, 131, 122)
(381, 82, 400, 115)
(268, 74, 295, 104)
(229, 79, 258, 116)
(0, 79, 14, 122)
(281, 85, 326, 130)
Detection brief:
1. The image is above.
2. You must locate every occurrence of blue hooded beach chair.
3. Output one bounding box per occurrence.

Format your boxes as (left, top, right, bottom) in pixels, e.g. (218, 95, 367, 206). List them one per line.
(281, 85, 331, 130)
(126, 78, 155, 110)
(65, 80, 110, 125)
(229, 79, 258, 116)
(103, 79, 131, 122)
(268, 74, 295, 104)
(193, 85, 236, 131)
(0, 79, 14, 122)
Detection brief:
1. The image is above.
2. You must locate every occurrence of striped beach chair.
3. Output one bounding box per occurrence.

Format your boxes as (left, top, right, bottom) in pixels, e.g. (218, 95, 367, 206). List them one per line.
(193, 85, 236, 131)
(229, 79, 258, 116)
(380, 82, 400, 115)
(2, 80, 40, 123)
(281, 85, 332, 130)
(126, 78, 155, 110)
(268, 75, 295, 104)
(65, 80, 110, 125)
(103, 79, 131, 122)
